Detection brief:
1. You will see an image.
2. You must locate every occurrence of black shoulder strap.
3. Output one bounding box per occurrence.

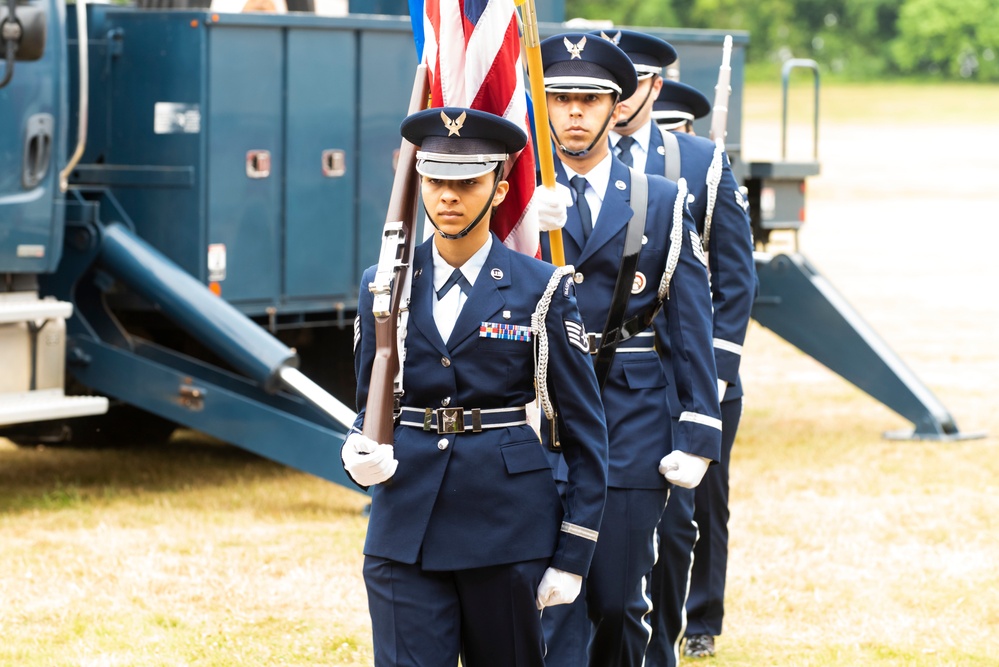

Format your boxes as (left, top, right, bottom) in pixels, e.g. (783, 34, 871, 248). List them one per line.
(659, 125, 681, 181)
(593, 169, 648, 388)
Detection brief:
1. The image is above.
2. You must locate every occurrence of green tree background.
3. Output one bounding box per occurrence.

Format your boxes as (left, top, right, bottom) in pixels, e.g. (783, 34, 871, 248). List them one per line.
(565, 0, 999, 80)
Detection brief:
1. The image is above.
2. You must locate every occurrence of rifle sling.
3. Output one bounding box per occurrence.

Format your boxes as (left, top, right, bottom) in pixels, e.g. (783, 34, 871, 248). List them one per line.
(658, 125, 682, 182)
(593, 169, 649, 388)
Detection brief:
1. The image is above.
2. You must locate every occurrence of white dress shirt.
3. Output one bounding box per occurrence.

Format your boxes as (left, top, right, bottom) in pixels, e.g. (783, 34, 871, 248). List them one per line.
(431, 234, 491, 342)
(610, 121, 653, 174)
(561, 152, 614, 232)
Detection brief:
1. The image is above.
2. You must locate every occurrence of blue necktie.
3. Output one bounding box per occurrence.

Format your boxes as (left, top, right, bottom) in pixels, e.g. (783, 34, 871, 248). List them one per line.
(570, 176, 592, 243)
(616, 135, 636, 168)
(437, 268, 471, 299)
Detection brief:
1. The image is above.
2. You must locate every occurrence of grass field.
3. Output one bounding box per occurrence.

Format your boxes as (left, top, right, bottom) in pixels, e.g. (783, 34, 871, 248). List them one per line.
(2, 82, 998, 666)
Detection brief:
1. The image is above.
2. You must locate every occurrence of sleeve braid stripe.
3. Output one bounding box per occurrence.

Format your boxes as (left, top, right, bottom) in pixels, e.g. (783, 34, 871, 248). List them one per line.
(561, 521, 599, 542)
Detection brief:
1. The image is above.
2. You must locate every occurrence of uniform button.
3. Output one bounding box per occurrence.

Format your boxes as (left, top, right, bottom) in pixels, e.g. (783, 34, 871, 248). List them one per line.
(573, 272, 584, 284)
(441, 356, 451, 367)
(441, 396, 451, 407)
(437, 438, 449, 450)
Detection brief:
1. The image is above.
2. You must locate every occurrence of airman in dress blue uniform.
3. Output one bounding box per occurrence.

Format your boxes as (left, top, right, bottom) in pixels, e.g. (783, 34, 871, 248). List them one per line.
(343, 107, 609, 667)
(650, 75, 757, 663)
(536, 33, 722, 667)
(600, 31, 757, 665)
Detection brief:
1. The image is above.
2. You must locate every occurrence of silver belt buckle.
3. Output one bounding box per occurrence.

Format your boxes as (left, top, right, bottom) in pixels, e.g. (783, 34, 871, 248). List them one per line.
(587, 333, 600, 355)
(434, 407, 464, 434)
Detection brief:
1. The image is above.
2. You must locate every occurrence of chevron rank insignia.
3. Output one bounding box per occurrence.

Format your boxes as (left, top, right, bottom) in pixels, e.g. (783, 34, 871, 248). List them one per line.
(564, 319, 588, 353)
(480, 322, 532, 342)
(353, 314, 361, 353)
(734, 188, 749, 212)
(691, 230, 707, 266)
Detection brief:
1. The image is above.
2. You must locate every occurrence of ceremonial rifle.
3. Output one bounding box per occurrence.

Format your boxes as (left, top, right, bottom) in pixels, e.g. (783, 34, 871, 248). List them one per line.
(363, 63, 430, 446)
(516, 0, 565, 266)
(703, 35, 733, 251)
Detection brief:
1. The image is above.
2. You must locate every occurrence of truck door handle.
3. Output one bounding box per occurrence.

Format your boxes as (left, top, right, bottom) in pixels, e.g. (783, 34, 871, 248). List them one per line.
(23, 113, 53, 189)
(321, 149, 345, 178)
(246, 150, 271, 179)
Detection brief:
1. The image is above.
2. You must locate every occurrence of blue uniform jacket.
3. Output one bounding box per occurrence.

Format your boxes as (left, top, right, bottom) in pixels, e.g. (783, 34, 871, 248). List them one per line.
(646, 126, 757, 405)
(541, 157, 722, 489)
(351, 235, 609, 577)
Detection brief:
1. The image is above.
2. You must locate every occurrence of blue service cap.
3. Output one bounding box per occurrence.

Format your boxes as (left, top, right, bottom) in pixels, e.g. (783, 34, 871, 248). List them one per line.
(590, 29, 677, 80)
(541, 32, 638, 100)
(652, 80, 711, 125)
(400, 107, 527, 180)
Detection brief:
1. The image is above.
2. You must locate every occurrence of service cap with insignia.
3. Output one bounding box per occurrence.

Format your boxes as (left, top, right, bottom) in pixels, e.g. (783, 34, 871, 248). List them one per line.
(652, 80, 711, 129)
(541, 32, 638, 100)
(590, 29, 677, 80)
(401, 107, 527, 179)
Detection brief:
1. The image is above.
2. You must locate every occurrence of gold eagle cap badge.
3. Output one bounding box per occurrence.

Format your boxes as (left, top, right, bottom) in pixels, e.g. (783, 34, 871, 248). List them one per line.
(564, 35, 586, 59)
(440, 110, 466, 137)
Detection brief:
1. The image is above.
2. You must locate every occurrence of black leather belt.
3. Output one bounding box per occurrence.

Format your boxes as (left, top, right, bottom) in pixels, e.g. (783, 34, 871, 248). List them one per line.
(398, 406, 529, 434)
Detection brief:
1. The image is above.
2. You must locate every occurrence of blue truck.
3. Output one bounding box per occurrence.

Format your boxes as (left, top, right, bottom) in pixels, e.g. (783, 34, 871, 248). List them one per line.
(0, 0, 969, 495)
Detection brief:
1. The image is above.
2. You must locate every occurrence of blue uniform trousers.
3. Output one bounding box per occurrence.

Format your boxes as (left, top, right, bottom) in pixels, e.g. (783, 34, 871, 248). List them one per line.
(646, 397, 742, 666)
(543, 487, 668, 667)
(686, 397, 742, 637)
(364, 555, 549, 667)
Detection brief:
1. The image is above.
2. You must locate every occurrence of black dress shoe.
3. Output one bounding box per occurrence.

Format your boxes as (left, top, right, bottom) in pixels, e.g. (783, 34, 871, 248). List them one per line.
(683, 634, 715, 658)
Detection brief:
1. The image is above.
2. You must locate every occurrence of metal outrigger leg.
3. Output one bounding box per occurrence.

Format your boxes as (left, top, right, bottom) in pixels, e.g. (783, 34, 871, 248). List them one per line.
(743, 60, 983, 441)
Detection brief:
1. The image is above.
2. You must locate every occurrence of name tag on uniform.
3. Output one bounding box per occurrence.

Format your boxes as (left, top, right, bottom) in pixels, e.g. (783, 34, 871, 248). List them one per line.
(479, 322, 532, 342)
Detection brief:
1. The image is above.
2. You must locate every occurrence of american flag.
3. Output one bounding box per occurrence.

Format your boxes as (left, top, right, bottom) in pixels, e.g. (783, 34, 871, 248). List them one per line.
(415, 0, 540, 257)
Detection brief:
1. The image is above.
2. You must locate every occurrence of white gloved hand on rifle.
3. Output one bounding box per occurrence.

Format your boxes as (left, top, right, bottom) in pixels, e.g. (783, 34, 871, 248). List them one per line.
(658, 450, 711, 489)
(535, 183, 572, 232)
(342, 432, 398, 486)
(536, 566, 583, 610)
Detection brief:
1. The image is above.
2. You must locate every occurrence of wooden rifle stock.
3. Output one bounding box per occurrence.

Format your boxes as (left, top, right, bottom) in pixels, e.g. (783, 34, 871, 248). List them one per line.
(363, 64, 430, 445)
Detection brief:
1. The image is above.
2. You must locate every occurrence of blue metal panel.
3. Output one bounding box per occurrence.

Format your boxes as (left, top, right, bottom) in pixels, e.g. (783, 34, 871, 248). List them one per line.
(69, 335, 359, 490)
(284, 29, 357, 301)
(0, 0, 66, 274)
(356, 26, 420, 280)
(206, 26, 284, 304)
(74, 7, 208, 278)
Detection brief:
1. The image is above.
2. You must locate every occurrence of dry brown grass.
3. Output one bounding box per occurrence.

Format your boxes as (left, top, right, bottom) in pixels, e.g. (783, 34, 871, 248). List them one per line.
(1, 81, 998, 665)
(0, 437, 374, 665)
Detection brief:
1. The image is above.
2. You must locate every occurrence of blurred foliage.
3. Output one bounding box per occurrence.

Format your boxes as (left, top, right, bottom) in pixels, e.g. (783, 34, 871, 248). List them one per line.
(564, 0, 999, 81)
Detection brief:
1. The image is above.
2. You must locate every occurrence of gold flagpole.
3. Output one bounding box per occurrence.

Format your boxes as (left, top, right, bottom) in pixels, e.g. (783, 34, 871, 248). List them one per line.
(515, 0, 565, 266)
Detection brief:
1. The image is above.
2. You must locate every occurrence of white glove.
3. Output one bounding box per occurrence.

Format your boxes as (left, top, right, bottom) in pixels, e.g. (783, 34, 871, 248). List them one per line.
(717, 378, 728, 401)
(536, 567, 583, 610)
(341, 432, 398, 486)
(658, 450, 711, 489)
(535, 183, 571, 232)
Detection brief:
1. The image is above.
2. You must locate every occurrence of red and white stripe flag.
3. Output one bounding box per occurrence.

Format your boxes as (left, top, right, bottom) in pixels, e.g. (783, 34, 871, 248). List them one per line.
(421, 0, 540, 256)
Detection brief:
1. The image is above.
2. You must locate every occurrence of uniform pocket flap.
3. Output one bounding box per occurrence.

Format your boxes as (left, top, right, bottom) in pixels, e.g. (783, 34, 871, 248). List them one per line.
(501, 440, 552, 475)
(622, 359, 668, 389)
